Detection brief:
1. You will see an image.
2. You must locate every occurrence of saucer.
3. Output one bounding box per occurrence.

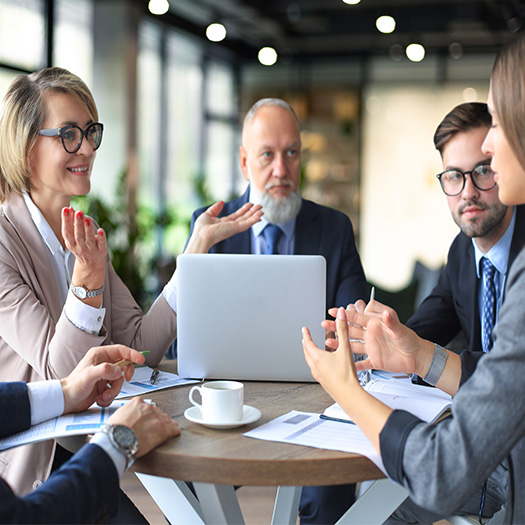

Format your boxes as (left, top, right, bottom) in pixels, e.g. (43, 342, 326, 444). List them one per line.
(184, 405, 262, 429)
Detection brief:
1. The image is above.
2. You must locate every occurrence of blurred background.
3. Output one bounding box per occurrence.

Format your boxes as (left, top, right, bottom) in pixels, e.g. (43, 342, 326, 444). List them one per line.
(0, 0, 522, 314)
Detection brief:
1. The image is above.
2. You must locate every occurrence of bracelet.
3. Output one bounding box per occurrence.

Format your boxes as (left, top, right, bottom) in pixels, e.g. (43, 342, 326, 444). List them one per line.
(423, 343, 448, 386)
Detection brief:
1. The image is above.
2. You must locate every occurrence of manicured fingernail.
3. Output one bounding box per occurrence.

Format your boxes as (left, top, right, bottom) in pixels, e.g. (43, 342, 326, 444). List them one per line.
(84, 218, 90, 227)
(337, 307, 346, 320)
(76, 210, 83, 219)
(63, 208, 69, 216)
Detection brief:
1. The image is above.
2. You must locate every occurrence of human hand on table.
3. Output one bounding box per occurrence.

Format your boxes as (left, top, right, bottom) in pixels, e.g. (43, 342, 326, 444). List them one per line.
(108, 397, 181, 458)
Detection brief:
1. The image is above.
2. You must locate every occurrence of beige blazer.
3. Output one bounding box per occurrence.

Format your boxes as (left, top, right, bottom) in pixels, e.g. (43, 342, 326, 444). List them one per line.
(0, 192, 177, 495)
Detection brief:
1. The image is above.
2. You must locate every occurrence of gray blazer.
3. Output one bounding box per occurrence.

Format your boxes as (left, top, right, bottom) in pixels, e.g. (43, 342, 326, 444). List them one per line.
(0, 192, 177, 495)
(381, 246, 525, 522)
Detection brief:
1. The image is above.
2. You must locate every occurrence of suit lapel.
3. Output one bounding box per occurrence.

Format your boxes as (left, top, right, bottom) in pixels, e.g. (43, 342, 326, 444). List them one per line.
(219, 188, 252, 253)
(2, 194, 63, 322)
(294, 200, 320, 255)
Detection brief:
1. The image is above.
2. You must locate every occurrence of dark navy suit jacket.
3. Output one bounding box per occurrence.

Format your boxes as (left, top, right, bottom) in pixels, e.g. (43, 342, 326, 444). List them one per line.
(407, 205, 525, 380)
(0, 382, 119, 524)
(189, 188, 368, 309)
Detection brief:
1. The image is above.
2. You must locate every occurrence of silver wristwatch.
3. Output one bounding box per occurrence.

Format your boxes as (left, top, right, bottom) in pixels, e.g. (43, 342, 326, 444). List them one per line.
(101, 424, 139, 468)
(70, 283, 104, 299)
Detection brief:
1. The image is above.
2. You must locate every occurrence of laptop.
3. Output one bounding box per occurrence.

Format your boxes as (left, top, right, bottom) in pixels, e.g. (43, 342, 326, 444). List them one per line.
(176, 253, 326, 382)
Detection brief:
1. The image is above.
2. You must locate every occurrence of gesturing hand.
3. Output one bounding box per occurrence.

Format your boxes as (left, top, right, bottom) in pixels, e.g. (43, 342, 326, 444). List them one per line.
(185, 201, 263, 254)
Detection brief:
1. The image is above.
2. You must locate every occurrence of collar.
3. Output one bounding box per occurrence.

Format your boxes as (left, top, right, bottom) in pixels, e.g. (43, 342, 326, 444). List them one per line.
(473, 207, 516, 278)
(23, 192, 65, 256)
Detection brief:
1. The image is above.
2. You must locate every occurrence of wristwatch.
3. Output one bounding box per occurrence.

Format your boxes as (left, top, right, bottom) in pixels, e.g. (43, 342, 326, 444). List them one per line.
(70, 283, 104, 299)
(101, 424, 139, 468)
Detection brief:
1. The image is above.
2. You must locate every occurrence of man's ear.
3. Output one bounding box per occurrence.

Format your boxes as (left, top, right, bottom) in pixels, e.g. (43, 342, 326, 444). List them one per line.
(239, 146, 249, 182)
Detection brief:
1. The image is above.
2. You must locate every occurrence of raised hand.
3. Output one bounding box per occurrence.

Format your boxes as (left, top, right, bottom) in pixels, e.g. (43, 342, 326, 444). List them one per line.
(62, 206, 107, 305)
(185, 201, 263, 253)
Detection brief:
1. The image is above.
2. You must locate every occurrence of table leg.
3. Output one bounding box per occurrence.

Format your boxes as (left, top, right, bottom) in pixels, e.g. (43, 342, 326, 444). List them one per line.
(193, 482, 245, 525)
(272, 486, 301, 525)
(336, 478, 409, 524)
(135, 473, 205, 524)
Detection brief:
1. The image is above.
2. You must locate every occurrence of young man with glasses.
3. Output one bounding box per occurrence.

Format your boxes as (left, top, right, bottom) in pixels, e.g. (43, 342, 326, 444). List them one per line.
(383, 102, 525, 524)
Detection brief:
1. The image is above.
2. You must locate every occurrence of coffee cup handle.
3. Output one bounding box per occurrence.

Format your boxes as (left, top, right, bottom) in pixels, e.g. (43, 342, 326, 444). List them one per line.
(189, 386, 202, 408)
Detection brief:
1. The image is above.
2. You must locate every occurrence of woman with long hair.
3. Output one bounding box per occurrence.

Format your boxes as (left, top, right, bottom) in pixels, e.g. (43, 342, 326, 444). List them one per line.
(303, 34, 525, 523)
(0, 66, 261, 496)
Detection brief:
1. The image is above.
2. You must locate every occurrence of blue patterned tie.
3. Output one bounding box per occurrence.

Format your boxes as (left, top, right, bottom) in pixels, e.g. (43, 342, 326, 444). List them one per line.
(481, 257, 496, 353)
(263, 224, 283, 254)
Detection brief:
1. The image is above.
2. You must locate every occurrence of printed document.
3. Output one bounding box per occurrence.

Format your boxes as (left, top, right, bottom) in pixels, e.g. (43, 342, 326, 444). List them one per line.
(116, 366, 198, 398)
(244, 410, 385, 473)
(0, 399, 127, 452)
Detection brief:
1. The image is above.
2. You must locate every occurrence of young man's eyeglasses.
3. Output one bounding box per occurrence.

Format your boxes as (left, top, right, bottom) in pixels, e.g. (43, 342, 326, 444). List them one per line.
(436, 163, 496, 197)
(38, 122, 104, 154)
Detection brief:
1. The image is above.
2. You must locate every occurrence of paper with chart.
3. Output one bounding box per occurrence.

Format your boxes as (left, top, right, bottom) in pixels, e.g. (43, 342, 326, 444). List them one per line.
(244, 410, 386, 473)
(116, 366, 198, 398)
(0, 399, 128, 452)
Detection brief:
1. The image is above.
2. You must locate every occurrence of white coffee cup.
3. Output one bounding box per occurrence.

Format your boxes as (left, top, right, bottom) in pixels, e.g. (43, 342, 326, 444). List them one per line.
(189, 381, 244, 423)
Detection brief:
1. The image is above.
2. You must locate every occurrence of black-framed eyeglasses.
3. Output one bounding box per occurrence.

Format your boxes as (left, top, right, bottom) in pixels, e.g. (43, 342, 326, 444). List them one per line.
(38, 122, 104, 154)
(436, 163, 496, 197)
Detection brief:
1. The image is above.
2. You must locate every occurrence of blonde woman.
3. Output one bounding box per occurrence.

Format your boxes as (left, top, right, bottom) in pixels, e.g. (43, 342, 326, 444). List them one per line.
(0, 67, 261, 495)
(304, 34, 525, 524)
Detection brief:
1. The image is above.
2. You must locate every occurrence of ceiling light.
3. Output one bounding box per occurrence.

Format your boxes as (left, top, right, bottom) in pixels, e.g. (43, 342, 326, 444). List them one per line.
(258, 47, 278, 66)
(463, 87, 478, 102)
(148, 0, 169, 16)
(342, 0, 361, 4)
(449, 42, 463, 59)
(376, 15, 396, 34)
(206, 23, 227, 42)
(406, 43, 425, 62)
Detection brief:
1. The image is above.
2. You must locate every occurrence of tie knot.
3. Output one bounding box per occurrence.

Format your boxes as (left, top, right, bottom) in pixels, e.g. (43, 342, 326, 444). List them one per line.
(481, 257, 496, 280)
(263, 224, 283, 255)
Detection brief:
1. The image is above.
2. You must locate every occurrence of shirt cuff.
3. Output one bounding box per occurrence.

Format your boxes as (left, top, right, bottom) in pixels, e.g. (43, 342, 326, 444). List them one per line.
(89, 432, 127, 479)
(27, 380, 64, 426)
(162, 268, 178, 313)
(65, 291, 106, 334)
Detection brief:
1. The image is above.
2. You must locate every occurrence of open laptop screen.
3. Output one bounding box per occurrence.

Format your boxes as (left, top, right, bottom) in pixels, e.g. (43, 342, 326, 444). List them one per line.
(176, 253, 326, 382)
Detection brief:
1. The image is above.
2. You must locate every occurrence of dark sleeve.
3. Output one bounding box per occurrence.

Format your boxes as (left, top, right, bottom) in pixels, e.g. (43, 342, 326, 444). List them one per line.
(406, 263, 462, 346)
(0, 443, 120, 524)
(333, 216, 367, 307)
(380, 410, 422, 484)
(0, 382, 31, 438)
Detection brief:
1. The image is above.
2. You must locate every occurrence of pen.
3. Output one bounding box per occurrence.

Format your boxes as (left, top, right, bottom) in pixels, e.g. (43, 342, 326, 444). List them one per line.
(369, 286, 375, 302)
(114, 350, 150, 369)
(150, 368, 160, 385)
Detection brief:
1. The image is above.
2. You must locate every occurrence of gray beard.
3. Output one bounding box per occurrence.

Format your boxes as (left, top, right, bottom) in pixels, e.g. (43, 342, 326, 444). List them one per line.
(251, 186, 302, 224)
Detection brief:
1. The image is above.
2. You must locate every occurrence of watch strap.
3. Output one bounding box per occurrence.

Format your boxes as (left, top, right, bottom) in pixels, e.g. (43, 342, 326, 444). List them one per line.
(423, 343, 448, 386)
(70, 283, 105, 299)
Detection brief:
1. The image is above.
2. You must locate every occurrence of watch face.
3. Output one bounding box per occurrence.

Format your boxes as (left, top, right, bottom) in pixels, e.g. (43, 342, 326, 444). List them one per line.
(75, 286, 87, 299)
(113, 425, 136, 449)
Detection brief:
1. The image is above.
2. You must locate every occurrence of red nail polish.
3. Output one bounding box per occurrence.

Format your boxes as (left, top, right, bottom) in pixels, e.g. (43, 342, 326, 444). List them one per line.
(76, 210, 83, 219)
(63, 208, 69, 216)
(84, 217, 90, 227)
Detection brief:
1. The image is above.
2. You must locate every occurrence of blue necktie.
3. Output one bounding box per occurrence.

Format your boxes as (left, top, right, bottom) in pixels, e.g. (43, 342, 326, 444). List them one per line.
(481, 257, 497, 353)
(263, 224, 283, 255)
